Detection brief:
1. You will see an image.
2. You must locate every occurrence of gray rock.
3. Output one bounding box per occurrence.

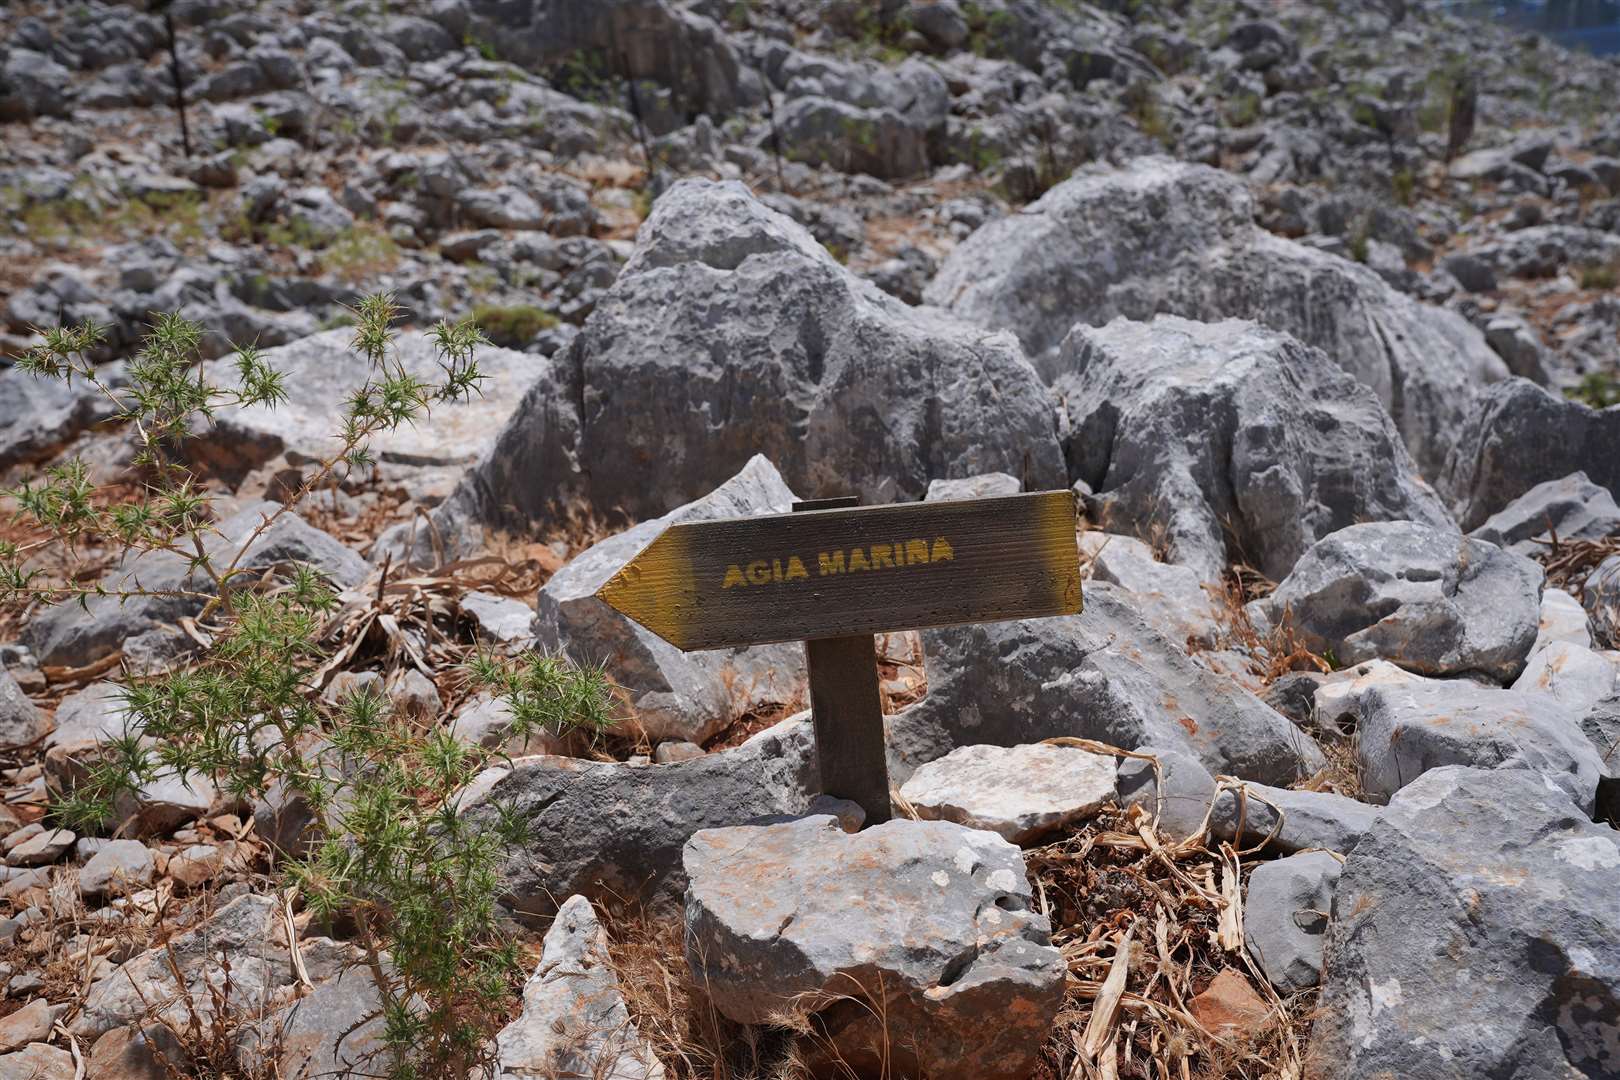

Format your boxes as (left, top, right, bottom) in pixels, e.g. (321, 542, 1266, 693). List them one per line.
(536, 455, 806, 745)
(46, 681, 132, 749)
(1243, 851, 1340, 992)
(1056, 317, 1453, 583)
(0, 49, 73, 121)
(1537, 587, 1593, 652)
(888, 581, 1323, 787)
(26, 501, 367, 667)
(652, 740, 704, 764)
(447, 695, 562, 758)
(1086, 534, 1223, 649)
(1210, 783, 1379, 855)
(463, 0, 752, 120)
(1316, 661, 1602, 812)
(897, 743, 1117, 844)
(683, 815, 1064, 1080)
(239, 949, 388, 1079)
(1468, 471, 1620, 557)
(1443, 378, 1620, 530)
(1115, 744, 1219, 841)
(6, 827, 74, 866)
(0, 998, 53, 1054)
(776, 95, 930, 180)
(462, 712, 819, 917)
(1440, 251, 1497, 293)
(926, 158, 1506, 477)
(1468, 224, 1620, 279)
(1483, 314, 1552, 385)
(460, 592, 535, 647)
(0, 1042, 72, 1080)
(1309, 766, 1620, 1079)
(75, 894, 297, 1038)
(1255, 522, 1542, 681)
(189, 328, 554, 484)
(0, 667, 44, 749)
(1511, 640, 1618, 714)
(495, 895, 664, 1080)
(0, 363, 125, 470)
(465, 179, 1063, 531)
(924, 472, 1022, 502)
(78, 839, 155, 899)
(1588, 553, 1620, 648)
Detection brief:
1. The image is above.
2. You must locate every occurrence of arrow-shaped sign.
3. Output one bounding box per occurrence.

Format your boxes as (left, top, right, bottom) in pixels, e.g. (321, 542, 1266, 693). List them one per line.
(596, 490, 1082, 652)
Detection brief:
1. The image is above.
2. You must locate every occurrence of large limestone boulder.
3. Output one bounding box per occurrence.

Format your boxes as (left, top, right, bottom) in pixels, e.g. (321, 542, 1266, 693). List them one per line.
(495, 895, 663, 1080)
(925, 157, 1506, 475)
(683, 815, 1065, 1080)
(26, 501, 367, 668)
(1443, 377, 1620, 530)
(1308, 766, 1620, 1079)
(452, 179, 1064, 532)
(1253, 522, 1543, 682)
(461, 713, 819, 917)
(887, 582, 1324, 787)
(189, 328, 558, 484)
(1055, 317, 1452, 582)
(1315, 661, 1602, 812)
(537, 456, 805, 745)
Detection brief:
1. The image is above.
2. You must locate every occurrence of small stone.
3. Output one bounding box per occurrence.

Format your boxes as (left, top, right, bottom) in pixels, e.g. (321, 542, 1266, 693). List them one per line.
(460, 591, 535, 646)
(923, 473, 1021, 502)
(166, 844, 227, 889)
(1511, 640, 1618, 714)
(0, 998, 52, 1053)
(385, 669, 442, 722)
(898, 743, 1117, 844)
(1243, 851, 1341, 991)
(494, 894, 664, 1079)
(1189, 970, 1273, 1035)
(7, 826, 74, 866)
(652, 740, 704, 764)
(1536, 587, 1592, 652)
(0, 666, 45, 749)
(0, 1042, 73, 1080)
(80, 840, 156, 900)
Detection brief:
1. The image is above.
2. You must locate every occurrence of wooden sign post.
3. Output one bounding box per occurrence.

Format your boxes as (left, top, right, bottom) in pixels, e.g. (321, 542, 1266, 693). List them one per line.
(597, 490, 1083, 825)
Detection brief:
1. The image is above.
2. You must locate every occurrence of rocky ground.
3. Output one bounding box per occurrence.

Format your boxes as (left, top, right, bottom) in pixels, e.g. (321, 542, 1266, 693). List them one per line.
(2, 0, 1619, 1078)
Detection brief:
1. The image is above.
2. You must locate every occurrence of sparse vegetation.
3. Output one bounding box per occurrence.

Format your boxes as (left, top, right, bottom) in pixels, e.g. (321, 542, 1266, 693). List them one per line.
(469, 302, 559, 347)
(7, 299, 612, 1080)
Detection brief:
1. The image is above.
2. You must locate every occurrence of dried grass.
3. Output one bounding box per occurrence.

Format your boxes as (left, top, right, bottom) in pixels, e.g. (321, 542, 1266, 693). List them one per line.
(1028, 739, 1309, 1080)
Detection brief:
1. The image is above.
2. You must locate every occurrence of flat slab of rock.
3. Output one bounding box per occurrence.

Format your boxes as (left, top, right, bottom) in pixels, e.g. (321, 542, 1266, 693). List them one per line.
(889, 581, 1323, 788)
(536, 455, 805, 744)
(683, 815, 1064, 1080)
(1254, 522, 1542, 682)
(898, 743, 1116, 844)
(1511, 640, 1618, 714)
(1536, 587, 1592, 652)
(495, 895, 663, 1079)
(1309, 766, 1620, 1078)
(191, 328, 555, 481)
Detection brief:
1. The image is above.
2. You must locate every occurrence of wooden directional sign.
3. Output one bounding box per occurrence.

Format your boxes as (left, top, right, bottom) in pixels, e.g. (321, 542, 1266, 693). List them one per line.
(596, 490, 1082, 651)
(597, 489, 1082, 827)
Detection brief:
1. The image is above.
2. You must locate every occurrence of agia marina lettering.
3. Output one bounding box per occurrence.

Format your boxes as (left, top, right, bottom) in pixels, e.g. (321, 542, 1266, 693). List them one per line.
(720, 537, 955, 589)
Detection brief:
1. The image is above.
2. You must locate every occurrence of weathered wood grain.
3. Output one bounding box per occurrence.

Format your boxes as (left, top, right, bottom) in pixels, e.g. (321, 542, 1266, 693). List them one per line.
(596, 490, 1081, 651)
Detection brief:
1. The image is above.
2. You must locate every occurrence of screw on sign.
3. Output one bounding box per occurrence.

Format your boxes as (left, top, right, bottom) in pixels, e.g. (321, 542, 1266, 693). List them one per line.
(597, 490, 1084, 825)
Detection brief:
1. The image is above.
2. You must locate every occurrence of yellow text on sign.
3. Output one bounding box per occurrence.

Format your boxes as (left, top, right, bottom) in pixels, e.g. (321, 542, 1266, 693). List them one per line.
(721, 537, 954, 589)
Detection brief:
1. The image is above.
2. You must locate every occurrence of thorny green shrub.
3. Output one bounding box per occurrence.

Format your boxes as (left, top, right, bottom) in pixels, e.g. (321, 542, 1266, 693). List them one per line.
(5, 296, 616, 1080)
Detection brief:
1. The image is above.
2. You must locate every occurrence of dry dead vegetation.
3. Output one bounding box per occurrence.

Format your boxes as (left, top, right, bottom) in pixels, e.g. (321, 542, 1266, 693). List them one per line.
(594, 739, 1322, 1080)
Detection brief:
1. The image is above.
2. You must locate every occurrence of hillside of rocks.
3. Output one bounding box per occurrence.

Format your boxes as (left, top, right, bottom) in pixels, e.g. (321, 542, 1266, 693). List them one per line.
(2, 1, 1619, 1078)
